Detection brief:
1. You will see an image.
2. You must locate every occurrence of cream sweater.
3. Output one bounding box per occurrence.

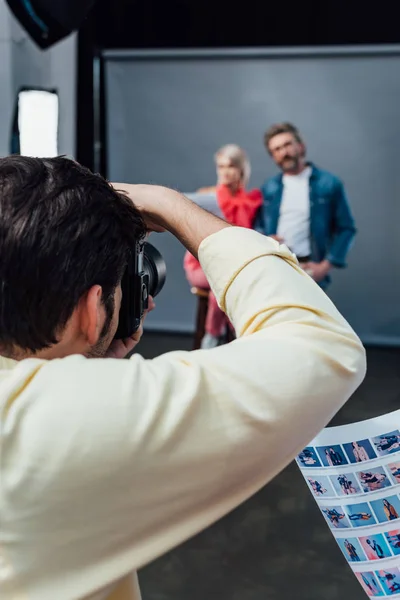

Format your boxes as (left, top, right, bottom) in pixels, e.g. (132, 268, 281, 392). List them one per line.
(0, 228, 366, 599)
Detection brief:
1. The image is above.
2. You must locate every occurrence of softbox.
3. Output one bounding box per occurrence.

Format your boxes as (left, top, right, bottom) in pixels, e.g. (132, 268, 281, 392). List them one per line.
(5, 0, 97, 49)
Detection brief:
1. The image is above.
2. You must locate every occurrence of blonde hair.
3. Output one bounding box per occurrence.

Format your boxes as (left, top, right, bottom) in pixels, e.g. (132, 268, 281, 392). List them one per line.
(214, 144, 251, 185)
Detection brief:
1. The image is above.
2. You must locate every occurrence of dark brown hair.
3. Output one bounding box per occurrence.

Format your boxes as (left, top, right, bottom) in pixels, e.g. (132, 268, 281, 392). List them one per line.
(0, 155, 146, 353)
(263, 122, 304, 152)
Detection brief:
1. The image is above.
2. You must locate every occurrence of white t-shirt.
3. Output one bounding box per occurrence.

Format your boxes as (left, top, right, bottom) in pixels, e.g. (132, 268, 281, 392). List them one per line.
(277, 166, 312, 257)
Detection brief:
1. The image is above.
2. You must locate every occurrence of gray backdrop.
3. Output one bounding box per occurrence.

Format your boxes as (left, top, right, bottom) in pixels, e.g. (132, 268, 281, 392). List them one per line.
(104, 46, 400, 345)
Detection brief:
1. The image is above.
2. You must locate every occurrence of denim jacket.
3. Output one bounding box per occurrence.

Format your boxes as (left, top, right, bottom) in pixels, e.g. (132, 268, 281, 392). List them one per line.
(254, 164, 357, 286)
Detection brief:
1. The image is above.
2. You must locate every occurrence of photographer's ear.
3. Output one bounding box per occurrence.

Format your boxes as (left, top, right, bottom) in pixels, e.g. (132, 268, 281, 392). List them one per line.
(79, 285, 105, 346)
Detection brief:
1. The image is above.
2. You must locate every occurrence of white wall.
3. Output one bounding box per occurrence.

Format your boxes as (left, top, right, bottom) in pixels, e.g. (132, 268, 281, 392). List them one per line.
(0, 1, 14, 156)
(0, 0, 76, 157)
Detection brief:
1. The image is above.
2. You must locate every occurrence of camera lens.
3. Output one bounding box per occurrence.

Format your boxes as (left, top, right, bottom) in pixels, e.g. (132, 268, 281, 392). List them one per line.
(143, 242, 166, 297)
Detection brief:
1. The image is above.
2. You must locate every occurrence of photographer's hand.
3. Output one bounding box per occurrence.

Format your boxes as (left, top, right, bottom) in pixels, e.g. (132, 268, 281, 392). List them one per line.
(111, 183, 231, 257)
(105, 296, 155, 359)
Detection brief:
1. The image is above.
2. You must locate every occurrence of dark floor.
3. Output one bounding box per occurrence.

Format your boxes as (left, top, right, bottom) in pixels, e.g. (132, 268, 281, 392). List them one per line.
(135, 333, 400, 600)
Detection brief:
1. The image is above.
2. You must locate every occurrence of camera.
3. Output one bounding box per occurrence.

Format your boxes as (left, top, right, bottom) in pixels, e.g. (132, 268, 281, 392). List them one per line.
(114, 240, 166, 339)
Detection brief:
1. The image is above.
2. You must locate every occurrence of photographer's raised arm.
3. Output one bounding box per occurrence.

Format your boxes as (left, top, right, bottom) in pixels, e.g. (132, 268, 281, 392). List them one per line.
(112, 183, 231, 256)
(4, 186, 366, 599)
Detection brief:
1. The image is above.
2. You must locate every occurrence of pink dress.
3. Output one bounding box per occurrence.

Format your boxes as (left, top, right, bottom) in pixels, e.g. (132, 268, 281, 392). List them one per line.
(184, 186, 262, 338)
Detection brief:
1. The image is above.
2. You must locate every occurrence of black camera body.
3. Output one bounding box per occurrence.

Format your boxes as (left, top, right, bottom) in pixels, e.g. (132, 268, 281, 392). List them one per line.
(114, 241, 166, 340)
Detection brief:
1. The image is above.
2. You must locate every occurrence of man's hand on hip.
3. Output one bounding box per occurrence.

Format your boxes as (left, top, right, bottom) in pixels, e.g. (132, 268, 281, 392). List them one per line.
(302, 260, 332, 282)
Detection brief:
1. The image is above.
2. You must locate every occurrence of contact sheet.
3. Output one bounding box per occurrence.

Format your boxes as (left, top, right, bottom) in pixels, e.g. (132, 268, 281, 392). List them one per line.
(296, 411, 400, 597)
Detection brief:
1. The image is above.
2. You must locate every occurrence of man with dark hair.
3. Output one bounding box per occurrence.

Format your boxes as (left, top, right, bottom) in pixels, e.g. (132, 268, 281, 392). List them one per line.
(0, 156, 147, 358)
(0, 156, 365, 600)
(256, 122, 356, 289)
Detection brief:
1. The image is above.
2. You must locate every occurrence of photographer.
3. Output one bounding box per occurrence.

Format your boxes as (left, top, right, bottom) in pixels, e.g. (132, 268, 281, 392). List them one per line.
(0, 156, 365, 600)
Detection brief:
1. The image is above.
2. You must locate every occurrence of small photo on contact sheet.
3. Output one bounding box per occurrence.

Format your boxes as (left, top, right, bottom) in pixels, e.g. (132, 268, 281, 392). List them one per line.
(306, 475, 335, 498)
(359, 534, 392, 561)
(355, 571, 385, 597)
(321, 506, 350, 529)
(356, 467, 392, 493)
(384, 529, 400, 556)
(387, 462, 400, 486)
(376, 568, 400, 595)
(296, 447, 322, 468)
(371, 431, 400, 458)
(329, 473, 362, 497)
(345, 502, 377, 527)
(316, 445, 348, 467)
(336, 537, 367, 563)
(370, 496, 400, 524)
(342, 439, 377, 464)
